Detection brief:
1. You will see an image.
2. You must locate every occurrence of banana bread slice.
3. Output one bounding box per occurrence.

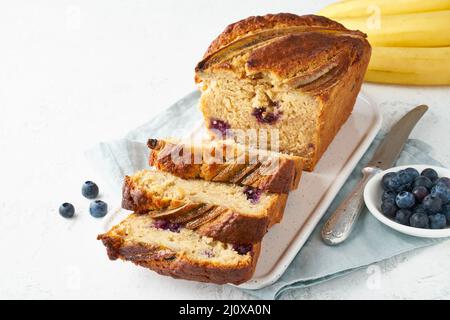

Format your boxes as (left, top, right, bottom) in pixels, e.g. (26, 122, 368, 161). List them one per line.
(122, 170, 288, 244)
(147, 138, 302, 193)
(98, 213, 260, 285)
(195, 13, 371, 171)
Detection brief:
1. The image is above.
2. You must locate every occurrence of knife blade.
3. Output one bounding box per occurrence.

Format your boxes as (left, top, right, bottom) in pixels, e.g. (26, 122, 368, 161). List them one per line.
(321, 105, 428, 246)
(367, 105, 429, 170)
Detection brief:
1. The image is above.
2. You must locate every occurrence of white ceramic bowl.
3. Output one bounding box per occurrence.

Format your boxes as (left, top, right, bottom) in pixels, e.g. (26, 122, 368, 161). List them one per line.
(364, 165, 450, 238)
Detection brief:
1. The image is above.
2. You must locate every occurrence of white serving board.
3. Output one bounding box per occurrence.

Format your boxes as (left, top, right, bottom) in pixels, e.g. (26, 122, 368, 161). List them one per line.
(188, 92, 382, 290)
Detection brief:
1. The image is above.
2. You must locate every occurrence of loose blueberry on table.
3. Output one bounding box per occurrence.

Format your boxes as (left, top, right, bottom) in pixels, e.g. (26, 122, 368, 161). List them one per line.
(380, 167, 450, 229)
(82, 181, 99, 199)
(59, 202, 75, 218)
(89, 200, 108, 218)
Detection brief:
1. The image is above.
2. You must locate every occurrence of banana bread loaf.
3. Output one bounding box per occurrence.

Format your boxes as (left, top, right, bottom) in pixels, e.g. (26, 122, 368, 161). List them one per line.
(195, 13, 371, 171)
(122, 170, 288, 244)
(98, 213, 260, 285)
(147, 138, 302, 193)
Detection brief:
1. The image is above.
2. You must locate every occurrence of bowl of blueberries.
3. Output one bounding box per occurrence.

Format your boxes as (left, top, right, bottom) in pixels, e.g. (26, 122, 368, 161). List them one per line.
(364, 165, 450, 238)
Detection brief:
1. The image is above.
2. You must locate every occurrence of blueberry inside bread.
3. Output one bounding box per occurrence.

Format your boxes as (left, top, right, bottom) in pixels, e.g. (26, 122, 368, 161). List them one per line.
(195, 13, 371, 170)
(122, 170, 288, 243)
(148, 138, 303, 193)
(98, 213, 260, 285)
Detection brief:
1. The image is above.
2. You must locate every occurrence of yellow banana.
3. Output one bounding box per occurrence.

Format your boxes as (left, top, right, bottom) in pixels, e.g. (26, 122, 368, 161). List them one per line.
(319, 0, 450, 18)
(336, 10, 450, 47)
(365, 47, 450, 85)
(365, 70, 450, 85)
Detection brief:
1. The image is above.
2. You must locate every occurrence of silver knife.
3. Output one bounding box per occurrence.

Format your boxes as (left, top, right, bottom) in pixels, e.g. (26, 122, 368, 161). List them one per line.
(321, 104, 428, 245)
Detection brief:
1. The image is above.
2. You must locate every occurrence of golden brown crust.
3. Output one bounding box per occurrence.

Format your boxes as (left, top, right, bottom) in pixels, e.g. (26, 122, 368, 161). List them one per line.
(97, 221, 261, 285)
(148, 138, 302, 193)
(204, 13, 350, 58)
(303, 37, 371, 171)
(245, 32, 366, 90)
(196, 13, 368, 87)
(122, 176, 288, 244)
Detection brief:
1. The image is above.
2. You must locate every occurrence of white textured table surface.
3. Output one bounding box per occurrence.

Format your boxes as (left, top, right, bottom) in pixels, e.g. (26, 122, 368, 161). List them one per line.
(1, 0, 449, 300)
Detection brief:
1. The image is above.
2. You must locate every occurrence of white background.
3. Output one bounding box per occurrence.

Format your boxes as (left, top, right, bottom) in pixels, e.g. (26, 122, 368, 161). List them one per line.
(0, 0, 449, 299)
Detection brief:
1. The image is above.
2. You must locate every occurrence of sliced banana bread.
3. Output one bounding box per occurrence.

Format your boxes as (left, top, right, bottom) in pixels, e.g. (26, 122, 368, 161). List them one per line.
(147, 138, 302, 193)
(195, 13, 371, 171)
(98, 213, 260, 285)
(122, 170, 288, 244)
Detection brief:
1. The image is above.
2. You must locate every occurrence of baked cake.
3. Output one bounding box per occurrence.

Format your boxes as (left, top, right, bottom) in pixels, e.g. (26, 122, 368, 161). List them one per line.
(195, 13, 371, 170)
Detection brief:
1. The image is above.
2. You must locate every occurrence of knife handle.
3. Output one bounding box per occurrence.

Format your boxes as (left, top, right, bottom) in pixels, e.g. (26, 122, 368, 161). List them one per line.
(321, 166, 381, 246)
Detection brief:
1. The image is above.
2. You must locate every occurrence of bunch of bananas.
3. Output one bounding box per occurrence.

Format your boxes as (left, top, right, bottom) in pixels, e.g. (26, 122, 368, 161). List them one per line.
(319, 0, 450, 85)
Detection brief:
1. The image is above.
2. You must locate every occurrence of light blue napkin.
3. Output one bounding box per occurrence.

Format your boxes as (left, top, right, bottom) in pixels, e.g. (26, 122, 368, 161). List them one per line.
(86, 91, 444, 300)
